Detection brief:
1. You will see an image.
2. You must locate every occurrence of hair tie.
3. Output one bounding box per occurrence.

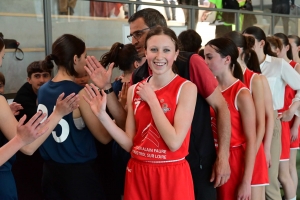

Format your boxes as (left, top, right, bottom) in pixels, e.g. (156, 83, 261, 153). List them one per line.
(119, 43, 124, 49)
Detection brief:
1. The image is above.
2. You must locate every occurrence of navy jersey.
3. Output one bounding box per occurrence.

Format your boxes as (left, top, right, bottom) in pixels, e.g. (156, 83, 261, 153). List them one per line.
(37, 80, 97, 164)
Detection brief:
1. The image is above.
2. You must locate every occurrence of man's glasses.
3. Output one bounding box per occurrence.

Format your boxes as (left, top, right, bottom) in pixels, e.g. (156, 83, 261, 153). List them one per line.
(127, 27, 151, 42)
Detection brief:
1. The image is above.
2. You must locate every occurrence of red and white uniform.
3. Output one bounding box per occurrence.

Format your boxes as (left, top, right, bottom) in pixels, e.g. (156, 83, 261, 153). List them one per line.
(243, 68, 269, 186)
(286, 61, 300, 149)
(125, 75, 194, 200)
(278, 60, 299, 160)
(211, 80, 249, 200)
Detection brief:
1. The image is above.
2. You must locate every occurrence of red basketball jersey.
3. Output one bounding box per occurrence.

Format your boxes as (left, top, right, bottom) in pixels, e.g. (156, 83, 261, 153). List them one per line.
(211, 80, 249, 147)
(278, 60, 297, 114)
(131, 75, 191, 162)
(243, 68, 257, 93)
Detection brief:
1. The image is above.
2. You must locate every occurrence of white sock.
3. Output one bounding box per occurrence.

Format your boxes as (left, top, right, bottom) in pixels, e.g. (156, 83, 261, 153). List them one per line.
(286, 196, 296, 200)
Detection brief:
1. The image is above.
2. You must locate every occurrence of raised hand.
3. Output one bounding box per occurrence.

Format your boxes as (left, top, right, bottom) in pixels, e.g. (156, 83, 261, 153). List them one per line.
(83, 83, 107, 118)
(84, 56, 114, 89)
(16, 111, 49, 146)
(54, 92, 79, 117)
(9, 102, 23, 116)
(118, 82, 129, 109)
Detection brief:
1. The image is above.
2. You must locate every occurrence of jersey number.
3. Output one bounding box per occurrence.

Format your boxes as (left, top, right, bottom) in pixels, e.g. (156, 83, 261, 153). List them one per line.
(37, 104, 70, 143)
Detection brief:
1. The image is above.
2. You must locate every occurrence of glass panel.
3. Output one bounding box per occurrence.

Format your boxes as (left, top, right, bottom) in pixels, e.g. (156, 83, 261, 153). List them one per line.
(0, 0, 45, 95)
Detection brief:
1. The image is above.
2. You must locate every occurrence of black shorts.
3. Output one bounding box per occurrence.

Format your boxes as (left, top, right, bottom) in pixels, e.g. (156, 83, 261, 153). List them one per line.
(190, 164, 217, 200)
(42, 160, 106, 200)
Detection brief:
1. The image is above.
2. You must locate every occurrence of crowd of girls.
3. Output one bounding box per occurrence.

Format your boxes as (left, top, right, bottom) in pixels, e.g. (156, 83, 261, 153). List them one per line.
(2, 8, 300, 199)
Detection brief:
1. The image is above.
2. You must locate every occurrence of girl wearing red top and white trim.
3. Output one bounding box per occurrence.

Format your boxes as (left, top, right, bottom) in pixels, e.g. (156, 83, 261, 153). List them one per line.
(225, 31, 272, 200)
(287, 34, 300, 194)
(83, 26, 197, 200)
(204, 38, 256, 200)
(267, 33, 299, 200)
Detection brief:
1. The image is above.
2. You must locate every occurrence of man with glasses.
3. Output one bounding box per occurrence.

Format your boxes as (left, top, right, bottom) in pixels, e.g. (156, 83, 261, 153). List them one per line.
(128, 8, 231, 200)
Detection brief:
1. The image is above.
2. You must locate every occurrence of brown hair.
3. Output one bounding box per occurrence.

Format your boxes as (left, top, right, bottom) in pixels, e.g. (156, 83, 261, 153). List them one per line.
(44, 34, 85, 76)
(27, 60, 52, 78)
(100, 43, 141, 73)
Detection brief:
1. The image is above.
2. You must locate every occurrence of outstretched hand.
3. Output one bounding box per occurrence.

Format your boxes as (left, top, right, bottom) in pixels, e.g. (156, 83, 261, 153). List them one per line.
(54, 92, 79, 117)
(85, 56, 114, 89)
(16, 111, 49, 146)
(83, 83, 107, 118)
(10, 102, 23, 116)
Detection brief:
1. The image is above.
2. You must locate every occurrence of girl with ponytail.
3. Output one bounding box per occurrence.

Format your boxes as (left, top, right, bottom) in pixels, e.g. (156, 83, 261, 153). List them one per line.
(287, 34, 300, 195)
(225, 31, 273, 200)
(37, 34, 115, 199)
(204, 37, 256, 200)
(99, 42, 141, 198)
(271, 32, 299, 200)
(243, 26, 300, 200)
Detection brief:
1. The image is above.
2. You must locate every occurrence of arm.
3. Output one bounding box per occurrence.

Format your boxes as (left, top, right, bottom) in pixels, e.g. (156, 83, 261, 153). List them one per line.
(0, 108, 48, 166)
(137, 81, 197, 151)
(83, 84, 136, 152)
(18, 93, 79, 155)
(78, 89, 112, 144)
(251, 75, 266, 152)
(85, 56, 126, 130)
(291, 116, 300, 142)
(260, 75, 274, 168)
(206, 88, 231, 187)
(201, 2, 215, 21)
(236, 89, 256, 199)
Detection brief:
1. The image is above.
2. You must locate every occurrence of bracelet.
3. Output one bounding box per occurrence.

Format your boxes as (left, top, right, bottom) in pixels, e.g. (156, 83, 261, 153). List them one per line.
(103, 87, 114, 94)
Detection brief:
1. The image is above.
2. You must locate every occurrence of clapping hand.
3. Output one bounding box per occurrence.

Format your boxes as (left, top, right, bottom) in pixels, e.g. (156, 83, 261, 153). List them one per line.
(10, 102, 23, 116)
(85, 56, 114, 90)
(83, 83, 107, 118)
(16, 111, 49, 146)
(54, 92, 79, 117)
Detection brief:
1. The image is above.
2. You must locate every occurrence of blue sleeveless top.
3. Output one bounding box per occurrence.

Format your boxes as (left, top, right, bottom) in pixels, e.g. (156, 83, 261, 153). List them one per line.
(37, 80, 97, 164)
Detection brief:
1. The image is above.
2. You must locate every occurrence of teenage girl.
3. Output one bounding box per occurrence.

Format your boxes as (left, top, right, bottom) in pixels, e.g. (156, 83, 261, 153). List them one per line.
(0, 36, 78, 199)
(269, 33, 298, 199)
(204, 37, 256, 200)
(38, 34, 113, 199)
(84, 26, 197, 200)
(287, 34, 300, 193)
(225, 31, 273, 200)
(243, 26, 300, 200)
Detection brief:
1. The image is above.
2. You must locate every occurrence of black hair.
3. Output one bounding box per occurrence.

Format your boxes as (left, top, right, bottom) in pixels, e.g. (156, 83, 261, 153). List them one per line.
(128, 8, 167, 28)
(274, 33, 293, 60)
(224, 31, 261, 73)
(44, 34, 85, 76)
(27, 60, 52, 78)
(288, 35, 300, 58)
(100, 42, 141, 73)
(178, 29, 202, 53)
(243, 26, 277, 57)
(206, 38, 244, 82)
(198, 49, 205, 59)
